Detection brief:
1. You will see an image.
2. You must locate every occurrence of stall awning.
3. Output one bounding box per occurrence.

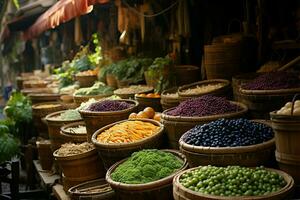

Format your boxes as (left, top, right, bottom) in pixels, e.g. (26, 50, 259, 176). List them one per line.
(23, 0, 109, 40)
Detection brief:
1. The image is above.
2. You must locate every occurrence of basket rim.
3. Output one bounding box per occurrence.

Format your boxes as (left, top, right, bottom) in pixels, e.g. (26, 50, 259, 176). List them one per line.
(239, 87, 300, 95)
(270, 111, 300, 120)
(161, 101, 248, 122)
(53, 147, 97, 160)
(75, 74, 98, 77)
(73, 92, 113, 99)
(45, 110, 83, 122)
(173, 166, 294, 200)
(135, 94, 161, 99)
(178, 79, 230, 97)
(28, 92, 60, 97)
(32, 101, 63, 110)
(79, 99, 139, 115)
(68, 178, 115, 197)
(180, 135, 275, 154)
(105, 149, 188, 190)
(91, 118, 164, 148)
(113, 85, 154, 96)
(175, 65, 199, 70)
(60, 121, 87, 135)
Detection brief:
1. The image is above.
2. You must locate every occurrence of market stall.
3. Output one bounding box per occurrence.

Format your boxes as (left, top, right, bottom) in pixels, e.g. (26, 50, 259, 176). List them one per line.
(0, 0, 300, 200)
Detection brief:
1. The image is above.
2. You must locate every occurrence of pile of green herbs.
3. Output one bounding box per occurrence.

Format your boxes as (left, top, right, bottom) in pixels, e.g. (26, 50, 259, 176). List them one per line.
(111, 149, 183, 184)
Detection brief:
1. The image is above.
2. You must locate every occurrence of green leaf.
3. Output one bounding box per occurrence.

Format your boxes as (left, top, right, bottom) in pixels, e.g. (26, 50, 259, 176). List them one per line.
(12, 0, 19, 9)
(0, 134, 20, 163)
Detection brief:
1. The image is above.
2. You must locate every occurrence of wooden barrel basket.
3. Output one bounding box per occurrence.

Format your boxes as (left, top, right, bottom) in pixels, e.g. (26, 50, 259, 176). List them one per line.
(113, 86, 154, 99)
(173, 167, 295, 200)
(161, 101, 248, 149)
(92, 118, 165, 170)
(45, 110, 83, 152)
(21, 88, 54, 96)
(270, 110, 300, 184)
(106, 74, 118, 89)
(79, 99, 139, 142)
(179, 131, 275, 167)
(178, 79, 231, 102)
(32, 102, 64, 138)
(135, 95, 162, 112)
(161, 87, 180, 111)
(75, 74, 98, 88)
(175, 65, 200, 86)
(106, 149, 188, 200)
(239, 87, 300, 119)
(60, 121, 87, 144)
(36, 140, 53, 171)
(28, 93, 61, 105)
(68, 178, 115, 200)
(54, 148, 106, 192)
(204, 43, 241, 80)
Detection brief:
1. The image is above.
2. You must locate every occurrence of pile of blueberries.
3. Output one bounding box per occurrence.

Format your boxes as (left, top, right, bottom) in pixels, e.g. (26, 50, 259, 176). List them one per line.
(183, 118, 274, 147)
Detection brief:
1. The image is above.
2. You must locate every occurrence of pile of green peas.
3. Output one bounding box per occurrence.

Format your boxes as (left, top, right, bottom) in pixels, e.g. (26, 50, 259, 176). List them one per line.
(179, 166, 286, 197)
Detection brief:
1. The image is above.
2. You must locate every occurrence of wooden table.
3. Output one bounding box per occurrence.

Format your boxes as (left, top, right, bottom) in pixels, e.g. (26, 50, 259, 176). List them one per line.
(33, 160, 60, 192)
(53, 184, 70, 200)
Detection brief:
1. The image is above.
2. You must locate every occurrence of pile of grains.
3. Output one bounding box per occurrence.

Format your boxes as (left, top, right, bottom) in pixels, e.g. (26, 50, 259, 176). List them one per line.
(64, 125, 87, 134)
(114, 85, 153, 94)
(183, 118, 274, 147)
(166, 95, 241, 117)
(242, 72, 300, 90)
(60, 110, 82, 120)
(56, 142, 94, 156)
(87, 100, 133, 112)
(111, 149, 183, 184)
(181, 83, 226, 95)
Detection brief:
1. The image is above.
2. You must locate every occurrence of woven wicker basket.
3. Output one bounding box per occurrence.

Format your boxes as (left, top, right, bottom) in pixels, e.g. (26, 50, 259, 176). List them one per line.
(173, 167, 295, 200)
(92, 118, 165, 169)
(106, 149, 188, 200)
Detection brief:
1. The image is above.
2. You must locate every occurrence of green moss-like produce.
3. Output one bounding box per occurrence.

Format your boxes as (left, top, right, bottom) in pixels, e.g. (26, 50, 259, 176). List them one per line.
(111, 149, 183, 184)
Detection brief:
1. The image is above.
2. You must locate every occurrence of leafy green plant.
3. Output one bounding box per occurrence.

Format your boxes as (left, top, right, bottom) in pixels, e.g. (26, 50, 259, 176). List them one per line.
(54, 33, 105, 88)
(4, 92, 32, 124)
(100, 57, 152, 84)
(0, 120, 20, 163)
(146, 56, 176, 93)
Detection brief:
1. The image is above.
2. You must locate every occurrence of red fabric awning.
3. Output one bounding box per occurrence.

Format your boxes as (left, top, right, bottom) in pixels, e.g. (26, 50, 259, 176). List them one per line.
(23, 0, 109, 40)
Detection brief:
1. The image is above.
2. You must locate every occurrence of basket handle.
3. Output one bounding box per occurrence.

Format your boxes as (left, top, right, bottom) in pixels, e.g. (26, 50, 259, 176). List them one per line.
(291, 94, 300, 116)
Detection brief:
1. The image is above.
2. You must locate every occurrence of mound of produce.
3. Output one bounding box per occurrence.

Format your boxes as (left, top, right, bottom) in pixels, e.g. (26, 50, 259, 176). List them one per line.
(97, 120, 159, 144)
(180, 166, 286, 196)
(56, 142, 94, 156)
(183, 118, 273, 147)
(111, 149, 183, 184)
(166, 95, 240, 117)
(242, 72, 300, 90)
(87, 100, 133, 112)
